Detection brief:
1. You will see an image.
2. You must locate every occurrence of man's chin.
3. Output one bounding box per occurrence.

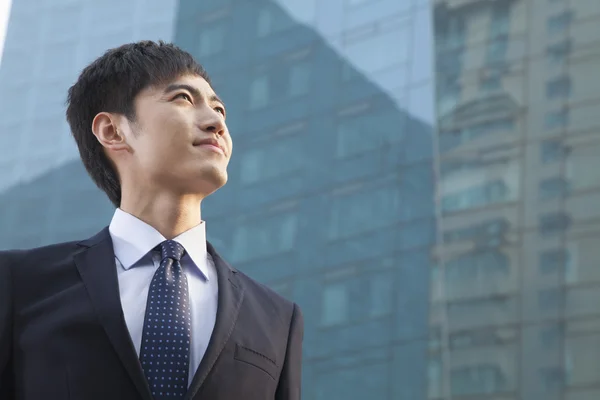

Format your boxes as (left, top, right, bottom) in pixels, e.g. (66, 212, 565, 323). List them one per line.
(192, 170, 228, 196)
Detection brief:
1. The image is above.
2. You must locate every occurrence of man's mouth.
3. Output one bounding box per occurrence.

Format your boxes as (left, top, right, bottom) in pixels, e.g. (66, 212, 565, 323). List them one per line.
(193, 138, 225, 155)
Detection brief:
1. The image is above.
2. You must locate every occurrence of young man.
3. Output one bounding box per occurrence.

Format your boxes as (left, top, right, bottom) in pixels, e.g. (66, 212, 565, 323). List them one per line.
(0, 41, 303, 400)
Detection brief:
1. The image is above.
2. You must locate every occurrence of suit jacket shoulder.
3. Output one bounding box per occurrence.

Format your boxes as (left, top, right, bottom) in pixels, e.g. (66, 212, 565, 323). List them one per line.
(235, 269, 299, 321)
(1, 240, 81, 273)
(1, 240, 83, 308)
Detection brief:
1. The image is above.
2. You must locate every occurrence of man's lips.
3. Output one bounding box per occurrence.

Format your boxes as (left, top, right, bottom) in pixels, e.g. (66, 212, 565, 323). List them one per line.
(197, 143, 224, 155)
(194, 138, 225, 155)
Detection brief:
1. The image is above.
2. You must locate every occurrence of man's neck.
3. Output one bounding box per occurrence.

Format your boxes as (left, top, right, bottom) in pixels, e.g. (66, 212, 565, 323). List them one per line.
(119, 190, 203, 239)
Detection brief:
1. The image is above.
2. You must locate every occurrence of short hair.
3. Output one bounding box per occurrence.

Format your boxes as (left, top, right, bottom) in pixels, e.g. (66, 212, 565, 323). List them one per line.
(66, 40, 211, 208)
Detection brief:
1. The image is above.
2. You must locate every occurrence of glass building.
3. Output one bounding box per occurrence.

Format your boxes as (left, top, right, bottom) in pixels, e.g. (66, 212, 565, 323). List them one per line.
(0, 0, 178, 246)
(0, 0, 599, 399)
(175, 1, 435, 399)
(430, 0, 600, 399)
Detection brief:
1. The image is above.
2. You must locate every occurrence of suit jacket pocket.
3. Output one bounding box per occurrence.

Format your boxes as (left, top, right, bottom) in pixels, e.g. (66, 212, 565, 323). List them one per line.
(234, 344, 278, 380)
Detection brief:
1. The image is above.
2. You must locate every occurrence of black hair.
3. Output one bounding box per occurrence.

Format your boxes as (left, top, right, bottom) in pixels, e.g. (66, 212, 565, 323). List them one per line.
(66, 40, 210, 207)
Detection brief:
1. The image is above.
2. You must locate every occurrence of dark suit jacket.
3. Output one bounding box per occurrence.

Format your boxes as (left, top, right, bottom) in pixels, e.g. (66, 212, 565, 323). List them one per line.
(0, 227, 303, 400)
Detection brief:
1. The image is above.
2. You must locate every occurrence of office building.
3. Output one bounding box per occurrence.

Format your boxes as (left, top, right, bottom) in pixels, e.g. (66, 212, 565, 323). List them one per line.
(0, 0, 178, 245)
(174, 0, 435, 398)
(430, 0, 600, 399)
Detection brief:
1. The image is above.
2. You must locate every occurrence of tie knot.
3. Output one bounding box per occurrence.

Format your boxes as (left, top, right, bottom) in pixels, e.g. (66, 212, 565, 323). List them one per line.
(158, 240, 186, 262)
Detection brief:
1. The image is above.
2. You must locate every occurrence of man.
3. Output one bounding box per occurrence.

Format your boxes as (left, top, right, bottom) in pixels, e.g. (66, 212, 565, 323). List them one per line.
(0, 41, 303, 400)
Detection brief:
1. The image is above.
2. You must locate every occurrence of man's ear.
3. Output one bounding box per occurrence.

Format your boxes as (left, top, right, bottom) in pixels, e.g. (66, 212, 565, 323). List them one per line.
(91, 112, 132, 152)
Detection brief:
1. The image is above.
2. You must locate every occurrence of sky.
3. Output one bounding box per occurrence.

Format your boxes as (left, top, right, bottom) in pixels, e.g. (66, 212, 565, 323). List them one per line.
(0, 0, 12, 66)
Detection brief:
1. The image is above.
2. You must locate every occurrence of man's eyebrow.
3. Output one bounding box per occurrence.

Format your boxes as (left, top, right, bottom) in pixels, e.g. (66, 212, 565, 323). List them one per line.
(163, 84, 225, 108)
(209, 94, 226, 109)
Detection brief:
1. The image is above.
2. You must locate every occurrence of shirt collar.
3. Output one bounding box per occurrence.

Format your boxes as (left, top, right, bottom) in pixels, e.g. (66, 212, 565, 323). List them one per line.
(108, 208, 210, 280)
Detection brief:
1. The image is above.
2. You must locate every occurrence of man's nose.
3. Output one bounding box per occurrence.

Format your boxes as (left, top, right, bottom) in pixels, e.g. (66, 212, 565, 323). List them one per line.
(198, 111, 226, 136)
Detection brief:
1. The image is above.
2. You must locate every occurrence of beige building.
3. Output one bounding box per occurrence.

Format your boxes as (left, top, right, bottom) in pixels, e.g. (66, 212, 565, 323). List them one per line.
(429, 0, 600, 398)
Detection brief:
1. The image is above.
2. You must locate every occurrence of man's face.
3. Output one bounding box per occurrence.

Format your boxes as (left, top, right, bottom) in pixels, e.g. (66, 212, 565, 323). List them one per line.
(124, 74, 232, 197)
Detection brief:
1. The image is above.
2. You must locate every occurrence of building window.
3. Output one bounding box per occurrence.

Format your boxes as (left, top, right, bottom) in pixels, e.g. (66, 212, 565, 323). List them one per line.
(485, 3, 510, 65)
(198, 25, 225, 57)
(335, 109, 404, 158)
(539, 248, 569, 275)
(328, 185, 401, 239)
(539, 212, 571, 236)
(450, 365, 506, 396)
(539, 177, 569, 200)
(369, 273, 393, 317)
(481, 75, 501, 92)
(441, 180, 509, 213)
(321, 281, 349, 327)
(450, 328, 515, 349)
(539, 367, 565, 390)
(439, 118, 515, 151)
(546, 76, 571, 99)
(447, 296, 512, 319)
(544, 109, 569, 130)
(446, 251, 509, 282)
(437, 52, 464, 79)
(538, 288, 564, 311)
(546, 40, 571, 65)
(489, 3, 510, 38)
(435, 15, 466, 53)
(566, 143, 600, 190)
(249, 75, 269, 109)
(230, 212, 298, 262)
(444, 218, 508, 245)
(540, 324, 564, 348)
(444, 251, 509, 297)
(437, 82, 461, 116)
(239, 135, 305, 184)
(547, 11, 574, 34)
(540, 140, 565, 164)
(485, 36, 508, 66)
(336, 119, 367, 158)
(288, 62, 311, 97)
(428, 358, 443, 398)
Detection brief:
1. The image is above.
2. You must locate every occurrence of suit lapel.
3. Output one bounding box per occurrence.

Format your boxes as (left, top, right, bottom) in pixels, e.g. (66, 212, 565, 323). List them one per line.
(185, 242, 245, 400)
(74, 227, 154, 400)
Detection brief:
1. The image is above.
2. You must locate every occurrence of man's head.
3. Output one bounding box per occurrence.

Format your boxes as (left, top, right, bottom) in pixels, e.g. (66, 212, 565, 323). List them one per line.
(66, 41, 232, 208)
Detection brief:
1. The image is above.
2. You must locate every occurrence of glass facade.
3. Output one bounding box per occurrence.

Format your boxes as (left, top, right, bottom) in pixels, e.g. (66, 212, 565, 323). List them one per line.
(0, 0, 178, 247)
(0, 0, 599, 399)
(175, 1, 435, 398)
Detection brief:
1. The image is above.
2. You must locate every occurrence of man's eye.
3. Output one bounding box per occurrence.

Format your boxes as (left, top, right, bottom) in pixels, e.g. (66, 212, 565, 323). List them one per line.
(174, 93, 193, 102)
(215, 107, 226, 116)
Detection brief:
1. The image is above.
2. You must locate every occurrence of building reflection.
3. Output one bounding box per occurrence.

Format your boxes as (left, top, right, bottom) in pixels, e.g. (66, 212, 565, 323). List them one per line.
(430, 0, 600, 398)
(175, 1, 435, 398)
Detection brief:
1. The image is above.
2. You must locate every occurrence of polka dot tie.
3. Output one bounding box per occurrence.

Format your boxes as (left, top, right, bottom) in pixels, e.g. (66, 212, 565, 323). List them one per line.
(139, 240, 191, 399)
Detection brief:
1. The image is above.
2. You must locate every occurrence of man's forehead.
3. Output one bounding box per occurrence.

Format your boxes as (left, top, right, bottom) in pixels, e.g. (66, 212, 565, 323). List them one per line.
(168, 74, 212, 92)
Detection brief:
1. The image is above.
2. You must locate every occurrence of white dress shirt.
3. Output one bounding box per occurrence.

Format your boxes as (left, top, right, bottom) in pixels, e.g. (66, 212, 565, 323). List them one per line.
(108, 208, 218, 387)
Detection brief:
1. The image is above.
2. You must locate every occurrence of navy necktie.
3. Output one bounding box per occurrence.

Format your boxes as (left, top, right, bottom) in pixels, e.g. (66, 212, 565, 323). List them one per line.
(140, 240, 191, 399)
